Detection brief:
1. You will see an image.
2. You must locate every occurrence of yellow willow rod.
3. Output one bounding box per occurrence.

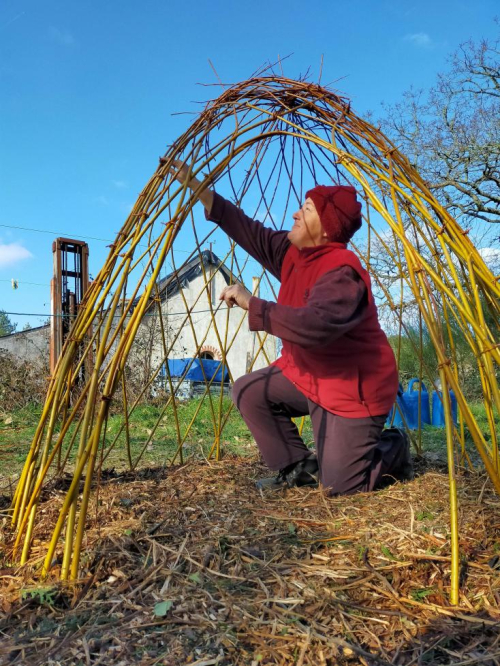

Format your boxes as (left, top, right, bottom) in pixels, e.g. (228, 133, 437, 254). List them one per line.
(11, 388, 89, 553)
(153, 292, 182, 462)
(11, 337, 79, 511)
(362, 271, 443, 429)
(402, 207, 471, 317)
(431, 220, 475, 320)
(131, 310, 230, 469)
(98, 229, 173, 363)
(40, 423, 96, 576)
(127, 222, 167, 274)
(57, 374, 72, 473)
(437, 285, 467, 460)
(171, 252, 221, 441)
(16, 461, 35, 548)
(346, 151, 497, 291)
(165, 277, 266, 464)
(408, 188, 496, 296)
(64, 221, 179, 578)
(475, 362, 497, 462)
(71, 200, 167, 343)
(464, 275, 500, 355)
(414, 275, 500, 492)
(94, 183, 220, 379)
(412, 273, 461, 603)
(349, 169, 500, 363)
(208, 320, 276, 459)
(467, 253, 500, 376)
(67, 304, 112, 388)
(216, 244, 236, 460)
(101, 261, 235, 461)
(209, 321, 273, 441)
(42, 416, 97, 576)
(62, 305, 131, 578)
(59, 243, 140, 576)
(75, 252, 138, 462)
(11, 420, 46, 522)
(69, 377, 117, 579)
(209, 316, 277, 458)
(121, 375, 132, 469)
(389, 163, 430, 449)
(20, 397, 73, 561)
(13, 341, 77, 532)
(111, 241, 265, 466)
(440, 364, 460, 606)
(432, 295, 493, 463)
(467, 255, 500, 472)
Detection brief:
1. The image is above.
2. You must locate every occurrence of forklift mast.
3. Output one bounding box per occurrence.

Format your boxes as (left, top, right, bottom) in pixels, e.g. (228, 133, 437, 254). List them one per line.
(50, 238, 89, 374)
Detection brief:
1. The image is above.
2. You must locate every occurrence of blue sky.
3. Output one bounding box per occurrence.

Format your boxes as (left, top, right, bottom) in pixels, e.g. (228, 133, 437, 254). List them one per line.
(1, 0, 498, 329)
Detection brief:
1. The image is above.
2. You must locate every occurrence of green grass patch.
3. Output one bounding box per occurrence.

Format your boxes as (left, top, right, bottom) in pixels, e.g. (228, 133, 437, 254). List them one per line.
(0, 399, 496, 485)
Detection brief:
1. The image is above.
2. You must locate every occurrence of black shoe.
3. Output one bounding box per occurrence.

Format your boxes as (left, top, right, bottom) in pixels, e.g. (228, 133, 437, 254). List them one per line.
(256, 455, 319, 491)
(390, 428, 414, 481)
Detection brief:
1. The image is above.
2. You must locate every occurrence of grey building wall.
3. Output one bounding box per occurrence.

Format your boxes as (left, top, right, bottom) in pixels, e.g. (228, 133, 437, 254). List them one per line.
(0, 325, 50, 363)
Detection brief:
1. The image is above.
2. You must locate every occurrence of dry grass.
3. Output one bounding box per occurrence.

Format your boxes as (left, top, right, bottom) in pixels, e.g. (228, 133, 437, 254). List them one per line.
(1, 455, 500, 665)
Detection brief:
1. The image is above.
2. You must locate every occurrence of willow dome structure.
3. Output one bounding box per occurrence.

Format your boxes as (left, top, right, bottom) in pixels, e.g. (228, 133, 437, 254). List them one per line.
(10, 76, 500, 602)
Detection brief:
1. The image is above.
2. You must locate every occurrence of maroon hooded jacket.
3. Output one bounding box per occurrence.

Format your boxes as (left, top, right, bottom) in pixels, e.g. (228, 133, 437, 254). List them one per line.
(207, 193, 398, 418)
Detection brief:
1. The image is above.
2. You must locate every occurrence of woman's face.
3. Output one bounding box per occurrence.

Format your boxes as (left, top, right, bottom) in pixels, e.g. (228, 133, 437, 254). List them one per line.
(288, 198, 328, 249)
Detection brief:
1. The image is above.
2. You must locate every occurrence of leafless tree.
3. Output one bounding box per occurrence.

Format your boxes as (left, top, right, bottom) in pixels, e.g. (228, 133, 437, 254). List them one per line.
(381, 27, 500, 229)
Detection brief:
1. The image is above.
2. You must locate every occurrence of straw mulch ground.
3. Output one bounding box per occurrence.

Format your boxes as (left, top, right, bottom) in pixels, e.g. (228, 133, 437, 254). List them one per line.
(1, 454, 500, 666)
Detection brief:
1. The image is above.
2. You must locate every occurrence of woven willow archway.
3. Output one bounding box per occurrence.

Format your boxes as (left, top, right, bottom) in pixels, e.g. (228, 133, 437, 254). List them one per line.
(10, 77, 500, 602)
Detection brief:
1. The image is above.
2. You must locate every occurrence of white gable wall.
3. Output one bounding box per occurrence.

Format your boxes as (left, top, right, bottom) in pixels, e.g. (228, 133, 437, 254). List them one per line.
(143, 267, 277, 382)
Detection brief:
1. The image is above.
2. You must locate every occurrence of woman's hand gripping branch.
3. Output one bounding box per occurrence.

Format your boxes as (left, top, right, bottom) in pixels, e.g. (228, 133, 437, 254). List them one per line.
(219, 284, 252, 311)
(169, 159, 214, 213)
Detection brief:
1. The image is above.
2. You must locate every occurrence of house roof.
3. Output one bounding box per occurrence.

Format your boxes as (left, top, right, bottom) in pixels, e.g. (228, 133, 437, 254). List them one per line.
(143, 250, 241, 307)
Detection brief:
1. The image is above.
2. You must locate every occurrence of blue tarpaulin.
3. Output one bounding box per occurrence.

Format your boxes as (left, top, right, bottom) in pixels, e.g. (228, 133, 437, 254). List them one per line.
(163, 358, 229, 382)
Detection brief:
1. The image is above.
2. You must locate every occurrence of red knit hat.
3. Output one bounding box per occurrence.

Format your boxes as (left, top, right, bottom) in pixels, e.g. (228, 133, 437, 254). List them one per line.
(305, 185, 362, 243)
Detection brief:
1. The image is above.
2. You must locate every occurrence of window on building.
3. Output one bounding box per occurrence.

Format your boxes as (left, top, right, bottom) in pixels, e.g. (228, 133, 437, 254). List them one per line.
(200, 350, 215, 360)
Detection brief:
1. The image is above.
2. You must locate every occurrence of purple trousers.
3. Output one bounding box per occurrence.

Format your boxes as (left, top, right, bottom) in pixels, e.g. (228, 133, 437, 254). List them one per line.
(232, 365, 405, 495)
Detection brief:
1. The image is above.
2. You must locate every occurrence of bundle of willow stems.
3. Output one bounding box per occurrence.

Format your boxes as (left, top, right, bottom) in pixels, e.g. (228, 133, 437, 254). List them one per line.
(9, 75, 500, 604)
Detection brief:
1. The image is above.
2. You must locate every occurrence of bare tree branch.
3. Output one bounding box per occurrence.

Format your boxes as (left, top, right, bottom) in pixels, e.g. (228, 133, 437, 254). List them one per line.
(380, 29, 500, 230)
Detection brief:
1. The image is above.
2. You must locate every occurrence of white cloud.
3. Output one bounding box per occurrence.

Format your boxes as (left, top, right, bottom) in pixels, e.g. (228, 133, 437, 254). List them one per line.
(95, 195, 109, 206)
(478, 247, 500, 267)
(112, 180, 128, 189)
(49, 26, 75, 47)
(404, 32, 432, 48)
(0, 242, 33, 268)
